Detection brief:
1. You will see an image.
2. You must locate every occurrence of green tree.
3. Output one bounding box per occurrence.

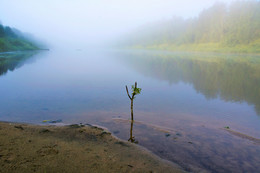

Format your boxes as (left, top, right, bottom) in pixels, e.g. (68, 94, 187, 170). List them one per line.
(4, 26, 17, 38)
(0, 24, 5, 37)
(121, 0, 260, 53)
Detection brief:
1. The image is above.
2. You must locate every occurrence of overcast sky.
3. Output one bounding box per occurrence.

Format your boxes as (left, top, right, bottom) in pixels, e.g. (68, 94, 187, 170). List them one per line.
(0, 0, 235, 49)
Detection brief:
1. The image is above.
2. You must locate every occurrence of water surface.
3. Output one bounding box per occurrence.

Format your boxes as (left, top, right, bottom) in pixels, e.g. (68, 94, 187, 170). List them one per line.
(0, 50, 260, 172)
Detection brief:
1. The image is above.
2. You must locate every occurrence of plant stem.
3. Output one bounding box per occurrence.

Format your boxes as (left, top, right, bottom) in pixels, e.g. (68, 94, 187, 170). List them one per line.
(131, 99, 134, 121)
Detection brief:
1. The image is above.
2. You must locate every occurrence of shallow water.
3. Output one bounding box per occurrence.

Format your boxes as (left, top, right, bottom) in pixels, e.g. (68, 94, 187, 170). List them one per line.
(0, 49, 260, 172)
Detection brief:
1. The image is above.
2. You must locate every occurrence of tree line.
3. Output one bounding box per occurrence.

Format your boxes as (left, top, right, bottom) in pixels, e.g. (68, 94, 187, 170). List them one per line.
(0, 23, 38, 52)
(120, 0, 260, 53)
(0, 24, 18, 38)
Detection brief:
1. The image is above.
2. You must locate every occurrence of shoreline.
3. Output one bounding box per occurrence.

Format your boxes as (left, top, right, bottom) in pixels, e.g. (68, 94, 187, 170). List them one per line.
(0, 49, 49, 54)
(0, 121, 184, 173)
(117, 47, 260, 56)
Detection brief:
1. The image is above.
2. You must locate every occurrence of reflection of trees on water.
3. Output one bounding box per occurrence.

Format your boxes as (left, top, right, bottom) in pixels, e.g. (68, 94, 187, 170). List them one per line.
(0, 52, 37, 76)
(118, 51, 260, 115)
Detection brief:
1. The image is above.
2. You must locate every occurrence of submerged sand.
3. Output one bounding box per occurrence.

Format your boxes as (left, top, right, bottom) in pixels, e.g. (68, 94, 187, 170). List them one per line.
(0, 122, 184, 173)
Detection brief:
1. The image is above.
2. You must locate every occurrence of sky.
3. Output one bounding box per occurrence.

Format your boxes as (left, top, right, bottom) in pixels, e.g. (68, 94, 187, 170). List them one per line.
(0, 0, 235, 49)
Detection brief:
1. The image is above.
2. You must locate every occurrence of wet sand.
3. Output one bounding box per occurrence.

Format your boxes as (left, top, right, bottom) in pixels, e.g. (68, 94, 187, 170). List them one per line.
(106, 118, 260, 172)
(0, 122, 184, 173)
(223, 128, 260, 145)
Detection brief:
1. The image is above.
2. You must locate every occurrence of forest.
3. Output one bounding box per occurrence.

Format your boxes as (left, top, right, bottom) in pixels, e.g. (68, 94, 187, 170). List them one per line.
(0, 24, 38, 52)
(119, 0, 260, 53)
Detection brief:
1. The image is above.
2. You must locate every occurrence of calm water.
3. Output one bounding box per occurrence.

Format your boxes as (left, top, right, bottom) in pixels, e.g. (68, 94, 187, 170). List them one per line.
(0, 50, 260, 172)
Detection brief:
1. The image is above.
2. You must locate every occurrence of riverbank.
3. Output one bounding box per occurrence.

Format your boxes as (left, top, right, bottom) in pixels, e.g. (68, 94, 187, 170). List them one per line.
(0, 37, 40, 53)
(0, 121, 184, 173)
(126, 42, 260, 54)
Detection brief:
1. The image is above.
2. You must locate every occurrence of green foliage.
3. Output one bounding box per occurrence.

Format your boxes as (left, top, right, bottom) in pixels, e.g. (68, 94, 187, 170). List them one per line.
(131, 85, 142, 96)
(0, 38, 38, 52)
(4, 26, 17, 38)
(0, 24, 38, 52)
(121, 0, 260, 53)
(0, 25, 5, 37)
(126, 82, 142, 100)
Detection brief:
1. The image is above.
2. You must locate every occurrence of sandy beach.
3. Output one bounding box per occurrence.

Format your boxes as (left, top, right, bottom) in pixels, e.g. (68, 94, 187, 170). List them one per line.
(0, 122, 184, 173)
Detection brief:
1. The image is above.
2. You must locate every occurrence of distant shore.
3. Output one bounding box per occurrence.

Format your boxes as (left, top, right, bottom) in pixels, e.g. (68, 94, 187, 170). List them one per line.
(0, 121, 183, 173)
(0, 49, 49, 54)
(124, 43, 260, 55)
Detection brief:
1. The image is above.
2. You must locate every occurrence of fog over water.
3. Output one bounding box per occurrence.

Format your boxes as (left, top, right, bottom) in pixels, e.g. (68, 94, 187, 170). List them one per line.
(1, 1, 260, 172)
(0, 0, 234, 49)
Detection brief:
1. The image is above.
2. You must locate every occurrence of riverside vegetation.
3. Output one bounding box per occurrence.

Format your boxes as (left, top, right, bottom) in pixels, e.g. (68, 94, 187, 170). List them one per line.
(118, 0, 260, 53)
(0, 24, 39, 52)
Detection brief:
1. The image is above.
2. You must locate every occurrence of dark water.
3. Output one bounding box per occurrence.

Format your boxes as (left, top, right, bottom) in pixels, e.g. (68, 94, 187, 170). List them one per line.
(0, 50, 260, 172)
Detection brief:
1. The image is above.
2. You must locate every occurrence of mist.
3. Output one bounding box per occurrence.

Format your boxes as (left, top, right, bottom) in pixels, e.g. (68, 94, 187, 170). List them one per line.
(0, 0, 234, 49)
